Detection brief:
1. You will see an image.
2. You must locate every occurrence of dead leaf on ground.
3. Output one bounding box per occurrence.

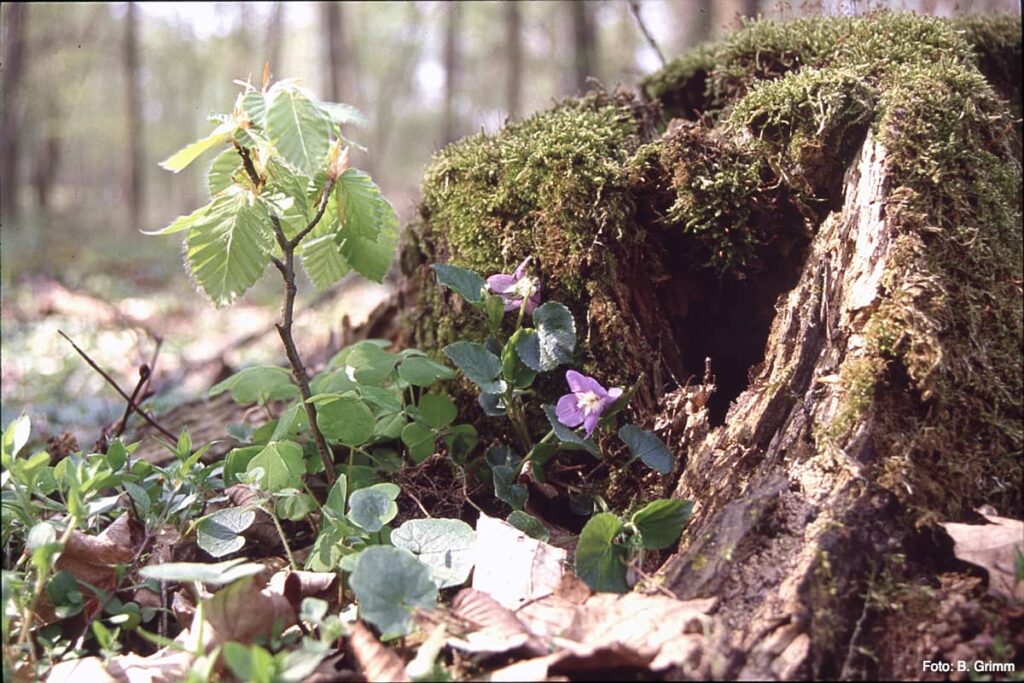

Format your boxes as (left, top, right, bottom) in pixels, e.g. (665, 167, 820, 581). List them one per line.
(447, 589, 546, 656)
(471, 514, 568, 610)
(349, 620, 410, 682)
(47, 645, 194, 683)
(56, 514, 145, 590)
(943, 511, 1024, 601)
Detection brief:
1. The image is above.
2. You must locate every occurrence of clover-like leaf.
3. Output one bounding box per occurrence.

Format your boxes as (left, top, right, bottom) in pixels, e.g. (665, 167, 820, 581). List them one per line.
(209, 366, 300, 405)
(417, 394, 457, 430)
(401, 422, 435, 464)
(247, 441, 305, 492)
(398, 355, 455, 387)
(316, 396, 374, 446)
(348, 483, 399, 533)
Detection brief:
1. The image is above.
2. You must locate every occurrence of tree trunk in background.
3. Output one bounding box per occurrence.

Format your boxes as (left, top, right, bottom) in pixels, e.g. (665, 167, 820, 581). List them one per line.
(1, 3, 27, 224)
(570, 0, 596, 94)
(441, 2, 461, 146)
(371, 3, 424, 174)
(323, 2, 358, 104)
(32, 101, 60, 212)
(265, 2, 285, 80)
(505, 2, 523, 120)
(124, 2, 143, 232)
(712, 0, 758, 37)
(675, 0, 714, 52)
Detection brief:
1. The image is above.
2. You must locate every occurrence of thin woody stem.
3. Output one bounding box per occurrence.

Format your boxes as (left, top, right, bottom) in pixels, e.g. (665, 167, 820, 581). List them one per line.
(268, 179, 339, 485)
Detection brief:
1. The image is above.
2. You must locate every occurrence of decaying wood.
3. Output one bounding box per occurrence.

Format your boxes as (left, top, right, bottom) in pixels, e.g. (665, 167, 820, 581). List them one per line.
(655, 133, 909, 679)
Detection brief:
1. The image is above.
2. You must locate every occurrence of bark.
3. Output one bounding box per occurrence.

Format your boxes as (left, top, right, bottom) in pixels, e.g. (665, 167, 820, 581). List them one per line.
(124, 2, 143, 231)
(1, 3, 27, 223)
(32, 105, 60, 212)
(504, 2, 523, 120)
(655, 134, 928, 679)
(322, 2, 358, 103)
(441, 2, 461, 146)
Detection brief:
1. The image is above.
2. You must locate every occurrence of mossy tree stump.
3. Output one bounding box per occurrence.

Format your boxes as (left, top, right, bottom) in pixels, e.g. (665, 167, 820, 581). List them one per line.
(403, 13, 1021, 679)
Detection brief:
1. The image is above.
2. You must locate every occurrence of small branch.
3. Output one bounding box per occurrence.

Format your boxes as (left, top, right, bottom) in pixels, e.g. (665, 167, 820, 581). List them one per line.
(288, 179, 335, 249)
(629, 0, 666, 67)
(233, 140, 261, 188)
(58, 330, 177, 442)
(113, 364, 151, 439)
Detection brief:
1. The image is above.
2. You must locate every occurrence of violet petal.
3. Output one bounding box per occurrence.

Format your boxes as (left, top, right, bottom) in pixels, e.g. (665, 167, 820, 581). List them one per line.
(486, 274, 517, 293)
(566, 370, 605, 396)
(555, 394, 586, 427)
(582, 412, 601, 437)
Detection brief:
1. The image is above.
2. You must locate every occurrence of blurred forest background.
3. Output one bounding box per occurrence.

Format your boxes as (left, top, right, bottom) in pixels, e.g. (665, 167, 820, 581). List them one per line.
(1, 0, 1018, 443)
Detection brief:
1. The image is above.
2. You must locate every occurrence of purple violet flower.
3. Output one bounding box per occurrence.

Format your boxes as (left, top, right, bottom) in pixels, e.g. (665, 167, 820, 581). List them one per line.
(486, 257, 542, 314)
(555, 370, 623, 437)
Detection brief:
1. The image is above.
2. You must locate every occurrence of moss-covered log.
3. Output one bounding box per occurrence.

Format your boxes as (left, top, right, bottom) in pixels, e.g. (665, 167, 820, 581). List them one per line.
(402, 12, 1021, 679)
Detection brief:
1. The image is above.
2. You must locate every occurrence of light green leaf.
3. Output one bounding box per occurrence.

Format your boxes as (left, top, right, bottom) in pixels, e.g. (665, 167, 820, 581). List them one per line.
(208, 148, 241, 195)
(336, 169, 398, 282)
(619, 425, 674, 474)
(209, 366, 299, 405)
(2, 414, 31, 460)
(324, 475, 348, 520)
(197, 507, 255, 558)
(159, 121, 235, 172)
(316, 396, 374, 446)
(314, 100, 368, 128)
(299, 192, 350, 290)
(242, 90, 267, 128)
(443, 424, 478, 464)
(266, 87, 330, 175)
(247, 441, 305, 492)
(350, 546, 437, 637)
(143, 197, 220, 236)
(139, 558, 263, 585)
(344, 341, 399, 385)
(443, 342, 506, 394)
(392, 518, 476, 588)
(575, 513, 628, 593)
(397, 356, 455, 387)
(431, 264, 485, 304)
(417, 394, 457, 430)
(503, 330, 537, 388)
(631, 498, 692, 550)
(185, 195, 272, 306)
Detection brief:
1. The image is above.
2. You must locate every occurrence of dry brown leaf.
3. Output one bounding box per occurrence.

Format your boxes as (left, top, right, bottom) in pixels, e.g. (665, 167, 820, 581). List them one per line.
(225, 484, 280, 549)
(270, 570, 338, 611)
(56, 514, 145, 590)
(448, 589, 546, 656)
(471, 514, 568, 610)
(943, 512, 1024, 601)
(187, 574, 296, 650)
(349, 620, 410, 682)
(489, 642, 654, 681)
(47, 647, 194, 683)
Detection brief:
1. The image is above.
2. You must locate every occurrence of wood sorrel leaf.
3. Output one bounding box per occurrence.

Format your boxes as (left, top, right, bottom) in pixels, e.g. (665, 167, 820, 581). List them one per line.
(417, 394, 457, 430)
(401, 422, 435, 463)
(209, 366, 300, 405)
(631, 499, 693, 550)
(317, 396, 374, 446)
(443, 342, 507, 394)
(248, 440, 305, 492)
(432, 263, 485, 304)
(575, 512, 628, 593)
(619, 424, 674, 474)
(348, 483, 399, 533)
(398, 355, 455, 387)
(492, 465, 527, 511)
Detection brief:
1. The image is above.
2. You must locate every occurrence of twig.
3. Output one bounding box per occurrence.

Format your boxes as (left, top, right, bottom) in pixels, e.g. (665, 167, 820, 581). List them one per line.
(266, 181, 339, 485)
(629, 0, 666, 67)
(114, 365, 151, 439)
(58, 330, 177, 442)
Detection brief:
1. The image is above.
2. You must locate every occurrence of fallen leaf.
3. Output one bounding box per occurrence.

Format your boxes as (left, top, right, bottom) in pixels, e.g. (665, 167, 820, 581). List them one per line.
(57, 514, 145, 590)
(448, 589, 546, 656)
(943, 512, 1024, 601)
(349, 620, 410, 682)
(471, 514, 567, 610)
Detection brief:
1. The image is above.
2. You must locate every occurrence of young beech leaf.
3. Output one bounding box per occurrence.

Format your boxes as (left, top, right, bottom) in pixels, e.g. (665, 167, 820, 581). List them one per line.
(619, 425, 673, 474)
(431, 264, 485, 304)
(159, 120, 236, 173)
(575, 512, 628, 593)
(631, 499, 693, 550)
(443, 342, 506, 394)
(336, 169, 399, 282)
(266, 87, 330, 176)
(391, 518, 476, 588)
(350, 546, 437, 637)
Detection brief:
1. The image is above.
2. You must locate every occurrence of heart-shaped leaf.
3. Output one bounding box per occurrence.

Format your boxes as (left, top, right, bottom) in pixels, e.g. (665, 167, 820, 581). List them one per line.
(443, 342, 507, 394)
(350, 546, 438, 636)
(197, 507, 256, 558)
(575, 512, 628, 593)
(619, 425, 673, 474)
(392, 518, 476, 588)
(431, 264, 485, 304)
(631, 499, 692, 550)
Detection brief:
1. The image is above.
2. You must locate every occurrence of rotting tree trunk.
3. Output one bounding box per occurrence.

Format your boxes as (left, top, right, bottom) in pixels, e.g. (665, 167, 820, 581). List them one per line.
(655, 133, 902, 679)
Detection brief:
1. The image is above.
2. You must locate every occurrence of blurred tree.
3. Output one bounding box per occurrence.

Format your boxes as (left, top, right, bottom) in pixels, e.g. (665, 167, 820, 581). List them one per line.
(323, 2, 359, 103)
(442, 2, 462, 145)
(31, 100, 59, 213)
(569, 0, 597, 94)
(124, 1, 143, 232)
(2, 3, 27, 223)
(674, 0, 714, 52)
(266, 2, 285, 79)
(505, 1, 523, 120)
(713, 0, 759, 36)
